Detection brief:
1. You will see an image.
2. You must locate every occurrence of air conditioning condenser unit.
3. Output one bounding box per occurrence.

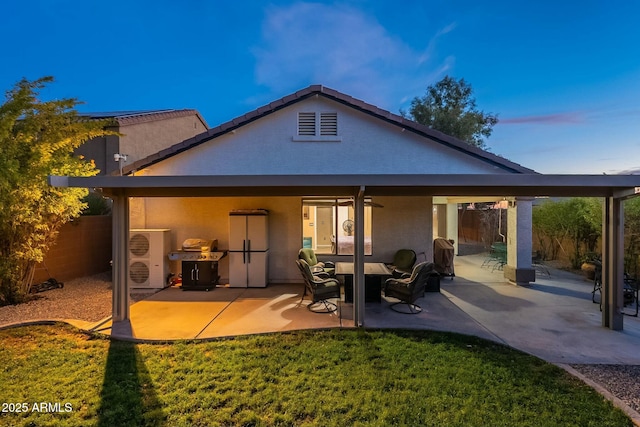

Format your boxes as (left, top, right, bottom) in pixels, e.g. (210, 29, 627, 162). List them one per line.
(128, 229, 171, 289)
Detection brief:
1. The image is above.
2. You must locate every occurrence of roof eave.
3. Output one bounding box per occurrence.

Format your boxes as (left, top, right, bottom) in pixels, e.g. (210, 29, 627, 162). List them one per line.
(49, 173, 640, 199)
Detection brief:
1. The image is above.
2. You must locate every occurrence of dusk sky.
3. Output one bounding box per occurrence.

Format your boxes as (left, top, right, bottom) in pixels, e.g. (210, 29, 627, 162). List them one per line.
(2, 1, 639, 174)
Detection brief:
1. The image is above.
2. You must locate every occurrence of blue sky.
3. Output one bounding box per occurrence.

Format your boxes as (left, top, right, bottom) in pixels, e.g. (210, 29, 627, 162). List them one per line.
(2, 0, 639, 174)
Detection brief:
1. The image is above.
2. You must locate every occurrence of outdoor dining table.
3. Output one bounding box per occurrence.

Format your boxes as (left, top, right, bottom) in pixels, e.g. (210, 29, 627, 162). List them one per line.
(335, 262, 392, 303)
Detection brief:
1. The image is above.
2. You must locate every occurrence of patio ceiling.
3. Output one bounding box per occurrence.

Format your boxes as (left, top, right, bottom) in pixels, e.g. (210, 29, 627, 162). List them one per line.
(50, 173, 640, 199)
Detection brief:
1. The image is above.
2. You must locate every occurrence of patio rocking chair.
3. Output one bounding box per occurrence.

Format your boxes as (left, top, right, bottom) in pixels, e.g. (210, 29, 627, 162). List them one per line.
(384, 262, 439, 314)
(296, 259, 341, 313)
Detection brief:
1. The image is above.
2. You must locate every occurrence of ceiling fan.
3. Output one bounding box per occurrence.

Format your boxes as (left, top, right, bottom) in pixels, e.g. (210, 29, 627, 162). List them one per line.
(337, 199, 384, 208)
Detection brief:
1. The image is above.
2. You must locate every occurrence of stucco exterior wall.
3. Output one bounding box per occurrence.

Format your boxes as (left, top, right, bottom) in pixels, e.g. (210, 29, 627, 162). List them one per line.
(76, 113, 207, 175)
(134, 195, 433, 284)
(76, 134, 119, 175)
(119, 114, 208, 166)
(145, 97, 509, 176)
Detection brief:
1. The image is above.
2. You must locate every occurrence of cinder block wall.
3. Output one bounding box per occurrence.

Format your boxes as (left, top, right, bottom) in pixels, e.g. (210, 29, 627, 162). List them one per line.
(33, 216, 112, 283)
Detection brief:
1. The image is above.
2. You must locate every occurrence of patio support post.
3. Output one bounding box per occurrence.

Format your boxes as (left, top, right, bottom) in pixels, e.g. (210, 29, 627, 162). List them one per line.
(111, 190, 130, 322)
(504, 197, 535, 285)
(446, 203, 459, 255)
(602, 196, 624, 330)
(354, 186, 365, 327)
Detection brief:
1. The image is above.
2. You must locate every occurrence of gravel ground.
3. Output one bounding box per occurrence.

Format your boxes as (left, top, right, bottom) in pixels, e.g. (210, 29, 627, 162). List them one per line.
(1, 273, 639, 418)
(571, 364, 640, 415)
(0, 271, 152, 327)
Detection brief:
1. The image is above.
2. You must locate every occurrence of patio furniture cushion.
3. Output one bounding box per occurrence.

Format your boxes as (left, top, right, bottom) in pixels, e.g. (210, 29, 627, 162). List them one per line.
(298, 248, 335, 276)
(387, 249, 417, 277)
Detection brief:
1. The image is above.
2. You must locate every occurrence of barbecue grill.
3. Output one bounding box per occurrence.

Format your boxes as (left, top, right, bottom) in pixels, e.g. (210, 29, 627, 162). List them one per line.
(168, 239, 227, 290)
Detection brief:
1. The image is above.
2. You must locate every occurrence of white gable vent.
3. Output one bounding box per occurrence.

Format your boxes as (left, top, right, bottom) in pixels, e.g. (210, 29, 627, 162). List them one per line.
(320, 112, 338, 136)
(298, 112, 316, 136)
(294, 112, 341, 142)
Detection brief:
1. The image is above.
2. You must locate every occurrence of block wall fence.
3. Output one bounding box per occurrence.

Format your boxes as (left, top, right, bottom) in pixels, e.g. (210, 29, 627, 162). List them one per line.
(33, 215, 112, 284)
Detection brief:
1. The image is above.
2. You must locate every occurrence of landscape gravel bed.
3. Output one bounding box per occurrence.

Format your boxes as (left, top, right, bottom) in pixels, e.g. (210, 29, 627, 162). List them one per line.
(0, 271, 151, 327)
(571, 364, 640, 415)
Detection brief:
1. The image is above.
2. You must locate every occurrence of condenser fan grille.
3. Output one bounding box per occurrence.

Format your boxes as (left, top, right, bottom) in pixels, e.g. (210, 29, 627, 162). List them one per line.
(129, 261, 150, 284)
(130, 234, 150, 257)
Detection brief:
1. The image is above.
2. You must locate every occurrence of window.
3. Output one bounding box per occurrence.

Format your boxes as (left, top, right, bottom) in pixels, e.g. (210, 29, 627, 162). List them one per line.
(302, 199, 372, 255)
(294, 112, 341, 141)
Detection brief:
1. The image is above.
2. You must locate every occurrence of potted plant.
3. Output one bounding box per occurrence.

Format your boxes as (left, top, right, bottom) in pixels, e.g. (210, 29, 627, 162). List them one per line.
(580, 253, 600, 280)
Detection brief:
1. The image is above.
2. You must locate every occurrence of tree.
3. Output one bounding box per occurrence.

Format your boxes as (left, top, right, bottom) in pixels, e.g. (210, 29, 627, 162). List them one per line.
(0, 77, 111, 305)
(402, 76, 498, 149)
(624, 197, 640, 277)
(532, 198, 601, 269)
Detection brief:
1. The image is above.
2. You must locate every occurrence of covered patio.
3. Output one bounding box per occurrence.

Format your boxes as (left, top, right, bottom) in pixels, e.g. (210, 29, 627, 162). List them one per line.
(51, 172, 640, 335)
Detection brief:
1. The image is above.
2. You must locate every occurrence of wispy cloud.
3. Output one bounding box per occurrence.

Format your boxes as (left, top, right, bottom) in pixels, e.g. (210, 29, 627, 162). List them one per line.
(252, 2, 453, 110)
(615, 167, 640, 175)
(500, 105, 640, 126)
(500, 112, 586, 125)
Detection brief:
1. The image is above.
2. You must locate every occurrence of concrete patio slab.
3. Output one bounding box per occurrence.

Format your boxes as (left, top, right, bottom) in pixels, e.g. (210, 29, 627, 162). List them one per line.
(96, 284, 345, 340)
(442, 254, 640, 364)
(100, 300, 232, 340)
(95, 287, 245, 340)
(198, 285, 344, 338)
(357, 293, 500, 342)
(92, 253, 640, 366)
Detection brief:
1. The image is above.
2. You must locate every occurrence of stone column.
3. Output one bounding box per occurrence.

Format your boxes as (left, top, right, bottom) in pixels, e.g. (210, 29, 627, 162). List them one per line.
(504, 197, 535, 285)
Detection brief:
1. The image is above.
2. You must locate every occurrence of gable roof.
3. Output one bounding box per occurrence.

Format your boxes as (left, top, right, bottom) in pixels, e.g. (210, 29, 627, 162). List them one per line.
(79, 109, 209, 128)
(123, 85, 536, 175)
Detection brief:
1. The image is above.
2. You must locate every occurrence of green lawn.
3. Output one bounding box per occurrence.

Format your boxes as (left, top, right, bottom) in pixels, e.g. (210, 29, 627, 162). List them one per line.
(0, 324, 631, 427)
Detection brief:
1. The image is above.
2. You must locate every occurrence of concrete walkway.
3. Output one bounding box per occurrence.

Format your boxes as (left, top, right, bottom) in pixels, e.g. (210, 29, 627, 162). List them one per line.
(91, 254, 640, 365)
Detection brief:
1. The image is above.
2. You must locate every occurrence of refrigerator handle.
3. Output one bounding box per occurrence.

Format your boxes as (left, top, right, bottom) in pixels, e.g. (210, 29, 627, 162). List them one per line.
(243, 240, 246, 264)
(247, 240, 251, 263)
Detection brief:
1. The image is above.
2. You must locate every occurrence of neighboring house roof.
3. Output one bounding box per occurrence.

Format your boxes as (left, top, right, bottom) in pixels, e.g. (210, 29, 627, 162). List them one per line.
(79, 109, 209, 128)
(122, 85, 536, 175)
